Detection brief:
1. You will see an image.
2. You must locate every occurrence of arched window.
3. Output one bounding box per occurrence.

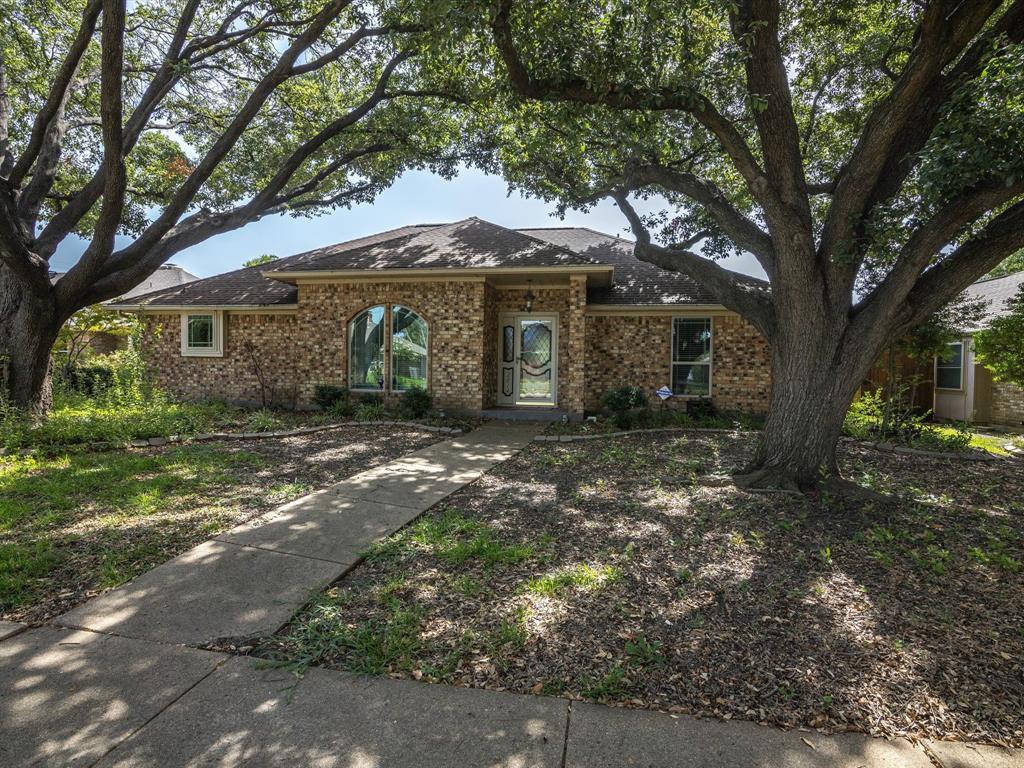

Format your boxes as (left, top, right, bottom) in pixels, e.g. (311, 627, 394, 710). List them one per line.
(349, 306, 385, 389)
(391, 305, 428, 391)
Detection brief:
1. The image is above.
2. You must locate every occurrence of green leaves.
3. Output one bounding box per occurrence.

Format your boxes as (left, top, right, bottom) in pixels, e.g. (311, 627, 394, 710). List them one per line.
(975, 283, 1024, 388)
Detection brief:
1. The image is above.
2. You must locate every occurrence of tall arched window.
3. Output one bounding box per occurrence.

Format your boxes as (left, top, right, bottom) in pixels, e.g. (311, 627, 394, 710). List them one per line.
(391, 305, 428, 391)
(349, 305, 385, 389)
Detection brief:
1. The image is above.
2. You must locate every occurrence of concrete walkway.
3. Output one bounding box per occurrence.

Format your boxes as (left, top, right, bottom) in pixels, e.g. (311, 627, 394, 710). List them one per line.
(2, 424, 1021, 767)
(55, 424, 540, 646)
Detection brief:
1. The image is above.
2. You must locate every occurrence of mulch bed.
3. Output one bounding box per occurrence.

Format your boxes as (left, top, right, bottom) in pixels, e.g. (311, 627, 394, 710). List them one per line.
(1, 426, 441, 623)
(258, 432, 1024, 746)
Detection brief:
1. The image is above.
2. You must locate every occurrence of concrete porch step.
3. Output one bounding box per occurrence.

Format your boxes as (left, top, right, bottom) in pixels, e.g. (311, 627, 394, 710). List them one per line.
(481, 407, 569, 422)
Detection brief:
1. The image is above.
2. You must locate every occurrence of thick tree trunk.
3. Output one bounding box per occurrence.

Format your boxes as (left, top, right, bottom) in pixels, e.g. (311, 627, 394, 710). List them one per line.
(0, 267, 60, 413)
(737, 326, 872, 491)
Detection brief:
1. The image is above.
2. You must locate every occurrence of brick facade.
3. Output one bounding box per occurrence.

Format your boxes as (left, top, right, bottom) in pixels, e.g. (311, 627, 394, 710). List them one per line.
(584, 312, 771, 413)
(991, 380, 1024, 426)
(140, 279, 772, 416)
(142, 312, 300, 406)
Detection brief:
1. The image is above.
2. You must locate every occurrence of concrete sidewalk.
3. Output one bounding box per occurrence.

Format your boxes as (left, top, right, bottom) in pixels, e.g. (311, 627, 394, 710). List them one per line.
(5, 625, 1018, 767)
(55, 424, 540, 646)
(3, 424, 1020, 767)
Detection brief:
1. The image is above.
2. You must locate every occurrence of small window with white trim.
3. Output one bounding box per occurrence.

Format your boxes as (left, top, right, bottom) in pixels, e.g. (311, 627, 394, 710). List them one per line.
(181, 312, 223, 356)
(671, 317, 712, 396)
(935, 341, 963, 390)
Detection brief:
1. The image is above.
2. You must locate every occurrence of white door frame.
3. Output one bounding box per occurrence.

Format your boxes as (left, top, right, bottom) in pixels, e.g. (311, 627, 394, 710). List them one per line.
(496, 313, 558, 407)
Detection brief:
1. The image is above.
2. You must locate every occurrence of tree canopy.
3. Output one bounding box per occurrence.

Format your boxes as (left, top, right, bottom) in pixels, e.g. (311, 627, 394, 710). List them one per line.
(0, 0, 463, 408)
(432, 0, 1024, 486)
(975, 285, 1024, 388)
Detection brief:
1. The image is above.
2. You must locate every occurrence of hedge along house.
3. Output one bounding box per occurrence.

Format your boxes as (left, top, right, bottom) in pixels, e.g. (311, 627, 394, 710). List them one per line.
(110, 218, 771, 418)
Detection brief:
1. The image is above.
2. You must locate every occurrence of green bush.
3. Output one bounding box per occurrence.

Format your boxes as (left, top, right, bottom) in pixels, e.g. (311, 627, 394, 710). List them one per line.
(685, 397, 717, 421)
(396, 387, 432, 419)
(245, 408, 280, 433)
(600, 385, 649, 428)
(312, 384, 349, 410)
(61, 364, 115, 395)
(844, 388, 972, 452)
(354, 401, 385, 421)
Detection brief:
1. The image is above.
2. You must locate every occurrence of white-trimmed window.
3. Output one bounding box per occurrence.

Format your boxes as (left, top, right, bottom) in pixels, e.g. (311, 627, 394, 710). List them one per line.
(180, 312, 223, 356)
(935, 341, 964, 390)
(672, 317, 712, 396)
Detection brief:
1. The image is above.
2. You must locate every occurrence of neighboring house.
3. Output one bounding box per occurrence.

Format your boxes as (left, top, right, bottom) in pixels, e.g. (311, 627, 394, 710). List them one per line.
(54, 264, 200, 353)
(109, 218, 771, 417)
(932, 270, 1024, 427)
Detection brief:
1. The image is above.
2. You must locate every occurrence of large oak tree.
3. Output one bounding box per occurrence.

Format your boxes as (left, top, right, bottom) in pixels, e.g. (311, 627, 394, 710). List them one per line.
(0, 0, 460, 411)
(450, 0, 1024, 488)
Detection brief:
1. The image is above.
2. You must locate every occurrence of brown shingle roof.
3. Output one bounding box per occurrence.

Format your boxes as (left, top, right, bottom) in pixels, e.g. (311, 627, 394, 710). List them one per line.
(115, 218, 749, 309)
(519, 227, 736, 305)
(964, 270, 1024, 331)
(109, 225, 436, 308)
(271, 218, 602, 272)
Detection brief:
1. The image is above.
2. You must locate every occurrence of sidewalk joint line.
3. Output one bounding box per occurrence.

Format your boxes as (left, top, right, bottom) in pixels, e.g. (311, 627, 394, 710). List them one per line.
(560, 701, 572, 768)
(215, 538, 361, 567)
(86, 655, 228, 768)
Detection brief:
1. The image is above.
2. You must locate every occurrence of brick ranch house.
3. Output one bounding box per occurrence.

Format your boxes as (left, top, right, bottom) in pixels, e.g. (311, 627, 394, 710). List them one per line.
(111, 218, 771, 418)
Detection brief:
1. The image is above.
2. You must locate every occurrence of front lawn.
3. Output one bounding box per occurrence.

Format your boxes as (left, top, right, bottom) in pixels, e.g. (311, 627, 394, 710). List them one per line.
(256, 433, 1024, 746)
(0, 426, 441, 622)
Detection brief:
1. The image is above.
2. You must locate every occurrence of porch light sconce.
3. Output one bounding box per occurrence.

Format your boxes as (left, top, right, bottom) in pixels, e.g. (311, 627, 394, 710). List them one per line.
(524, 281, 535, 313)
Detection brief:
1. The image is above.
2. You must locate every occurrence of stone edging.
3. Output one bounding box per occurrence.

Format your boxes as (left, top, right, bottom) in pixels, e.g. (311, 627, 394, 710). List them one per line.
(535, 428, 1011, 463)
(4, 420, 462, 457)
(839, 436, 1002, 462)
(533, 426, 753, 443)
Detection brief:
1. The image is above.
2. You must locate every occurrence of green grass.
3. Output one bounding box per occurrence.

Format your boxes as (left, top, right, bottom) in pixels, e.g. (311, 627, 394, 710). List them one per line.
(0, 445, 269, 615)
(0, 392, 242, 450)
(930, 426, 1012, 456)
(282, 591, 426, 676)
(365, 509, 536, 567)
(522, 563, 621, 598)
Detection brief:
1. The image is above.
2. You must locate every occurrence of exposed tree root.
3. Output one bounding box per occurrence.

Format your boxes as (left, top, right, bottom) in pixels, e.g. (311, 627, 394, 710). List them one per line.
(731, 467, 803, 493)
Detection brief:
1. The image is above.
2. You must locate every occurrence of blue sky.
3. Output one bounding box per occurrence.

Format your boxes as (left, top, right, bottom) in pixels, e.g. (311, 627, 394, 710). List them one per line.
(51, 166, 765, 279)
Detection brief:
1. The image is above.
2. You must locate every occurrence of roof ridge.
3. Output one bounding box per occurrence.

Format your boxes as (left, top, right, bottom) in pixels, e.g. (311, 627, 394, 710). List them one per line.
(517, 224, 635, 244)
(971, 269, 1024, 285)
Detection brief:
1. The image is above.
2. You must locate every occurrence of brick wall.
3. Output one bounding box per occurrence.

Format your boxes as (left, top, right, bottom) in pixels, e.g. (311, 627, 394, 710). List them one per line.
(583, 312, 771, 413)
(139, 282, 770, 416)
(991, 380, 1024, 426)
(141, 312, 300, 406)
(295, 280, 488, 411)
(711, 314, 772, 412)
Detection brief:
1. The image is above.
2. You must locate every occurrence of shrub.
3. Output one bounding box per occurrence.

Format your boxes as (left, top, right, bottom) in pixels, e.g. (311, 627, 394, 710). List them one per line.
(685, 397, 717, 421)
(312, 384, 349, 410)
(245, 408, 280, 433)
(354, 401, 385, 421)
(61, 364, 115, 396)
(601, 385, 649, 428)
(396, 387, 432, 419)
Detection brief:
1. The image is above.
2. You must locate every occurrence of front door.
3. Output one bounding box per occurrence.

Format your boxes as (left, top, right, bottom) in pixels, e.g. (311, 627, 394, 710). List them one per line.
(497, 314, 557, 406)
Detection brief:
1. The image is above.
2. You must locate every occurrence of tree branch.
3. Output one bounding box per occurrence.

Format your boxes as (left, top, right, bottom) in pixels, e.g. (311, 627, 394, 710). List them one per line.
(489, 0, 776, 214)
(612, 191, 775, 337)
(621, 162, 776, 277)
(899, 199, 1024, 331)
(819, 0, 1008, 262)
(729, 0, 811, 234)
(55, 0, 128, 311)
(8, 0, 102, 189)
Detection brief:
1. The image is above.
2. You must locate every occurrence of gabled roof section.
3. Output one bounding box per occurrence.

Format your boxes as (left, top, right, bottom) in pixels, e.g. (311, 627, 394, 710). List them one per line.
(519, 227, 732, 306)
(109, 224, 436, 308)
(964, 269, 1024, 331)
(268, 218, 603, 276)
